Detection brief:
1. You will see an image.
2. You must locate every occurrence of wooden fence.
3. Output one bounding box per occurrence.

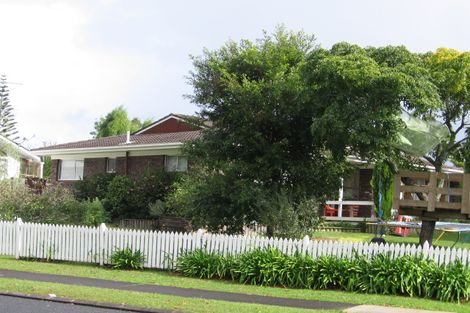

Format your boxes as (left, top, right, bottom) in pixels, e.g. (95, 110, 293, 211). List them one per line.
(1, 219, 469, 269)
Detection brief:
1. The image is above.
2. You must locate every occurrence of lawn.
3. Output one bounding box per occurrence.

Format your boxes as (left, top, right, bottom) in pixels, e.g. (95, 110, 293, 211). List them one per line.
(311, 230, 470, 249)
(0, 256, 469, 312)
(0, 278, 331, 313)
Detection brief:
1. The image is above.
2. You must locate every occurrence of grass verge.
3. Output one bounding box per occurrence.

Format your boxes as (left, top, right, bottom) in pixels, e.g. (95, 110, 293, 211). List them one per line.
(0, 256, 469, 312)
(0, 278, 332, 313)
(311, 230, 470, 249)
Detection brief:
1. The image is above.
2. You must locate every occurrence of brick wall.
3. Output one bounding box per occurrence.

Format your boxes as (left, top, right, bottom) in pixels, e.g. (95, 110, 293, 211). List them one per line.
(50, 155, 167, 185)
(126, 155, 165, 180)
(140, 118, 197, 134)
(83, 158, 106, 178)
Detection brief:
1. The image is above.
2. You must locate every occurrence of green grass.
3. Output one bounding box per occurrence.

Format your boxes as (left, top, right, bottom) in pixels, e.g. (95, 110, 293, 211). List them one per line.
(0, 278, 330, 313)
(0, 256, 469, 312)
(311, 230, 470, 249)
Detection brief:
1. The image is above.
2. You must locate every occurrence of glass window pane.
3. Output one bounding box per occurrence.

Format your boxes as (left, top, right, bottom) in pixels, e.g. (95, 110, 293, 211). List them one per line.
(60, 160, 84, 180)
(177, 156, 188, 172)
(165, 156, 178, 172)
(106, 158, 116, 173)
(76, 160, 84, 179)
(60, 160, 76, 180)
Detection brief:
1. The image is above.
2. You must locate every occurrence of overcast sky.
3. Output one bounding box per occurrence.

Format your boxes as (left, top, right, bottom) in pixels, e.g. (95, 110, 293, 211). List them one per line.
(1, 0, 470, 148)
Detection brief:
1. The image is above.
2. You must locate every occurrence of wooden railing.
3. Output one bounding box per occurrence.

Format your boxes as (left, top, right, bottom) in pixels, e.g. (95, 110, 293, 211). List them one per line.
(393, 171, 470, 217)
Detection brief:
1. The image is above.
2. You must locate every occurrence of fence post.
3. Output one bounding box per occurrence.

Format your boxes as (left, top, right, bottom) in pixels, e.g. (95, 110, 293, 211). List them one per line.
(196, 229, 204, 250)
(15, 218, 23, 259)
(99, 223, 108, 266)
(302, 235, 310, 255)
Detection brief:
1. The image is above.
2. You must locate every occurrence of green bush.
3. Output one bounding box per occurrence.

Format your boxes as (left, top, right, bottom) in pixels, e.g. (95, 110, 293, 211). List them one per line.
(176, 248, 470, 303)
(104, 175, 134, 219)
(109, 248, 145, 270)
(0, 179, 110, 226)
(74, 173, 115, 201)
(79, 171, 181, 220)
(82, 198, 109, 226)
(176, 249, 235, 279)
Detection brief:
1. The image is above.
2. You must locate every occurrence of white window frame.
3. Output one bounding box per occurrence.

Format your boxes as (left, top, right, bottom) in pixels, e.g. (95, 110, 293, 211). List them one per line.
(106, 158, 117, 173)
(58, 160, 84, 181)
(164, 156, 188, 172)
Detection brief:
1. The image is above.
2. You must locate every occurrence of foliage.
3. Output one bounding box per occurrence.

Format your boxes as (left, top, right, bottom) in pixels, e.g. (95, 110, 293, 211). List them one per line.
(74, 173, 116, 201)
(371, 160, 395, 220)
(130, 169, 181, 218)
(176, 249, 235, 280)
(104, 175, 134, 219)
(177, 248, 470, 303)
(0, 179, 97, 225)
(81, 198, 109, 226)
(109, 248, 145, 270)
(76, 170, 181, 220)
(180, 28, 443, 234)
(0, 75, 19, 142)
(90, 105, 153, 138)
(42, 156, 52, 179)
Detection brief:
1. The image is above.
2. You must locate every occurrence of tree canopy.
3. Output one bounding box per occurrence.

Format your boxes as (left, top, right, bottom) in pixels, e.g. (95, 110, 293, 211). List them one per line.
(91, 106, 153, 138)
(172, 29, 446, 235)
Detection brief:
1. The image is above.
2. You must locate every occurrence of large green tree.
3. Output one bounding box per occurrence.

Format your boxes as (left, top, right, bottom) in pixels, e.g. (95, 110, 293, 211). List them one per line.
(0, 75, 19, 142)
(175, 30, 438, 235)
(91, 105, 153, 138)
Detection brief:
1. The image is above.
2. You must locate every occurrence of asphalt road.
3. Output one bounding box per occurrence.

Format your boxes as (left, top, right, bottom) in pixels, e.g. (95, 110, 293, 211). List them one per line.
(0, 295, 128, 313)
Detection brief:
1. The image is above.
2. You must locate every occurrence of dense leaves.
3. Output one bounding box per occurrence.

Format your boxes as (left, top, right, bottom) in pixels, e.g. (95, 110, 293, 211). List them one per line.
(109, 248, 145, 270)
(0, 180, 108, 226)
(76, 171, 181, 220)
(0, 75, 19, 142)
(177, 248, 470, 303)
(91, 105, 153, 138)
(177, 28, 443, 234)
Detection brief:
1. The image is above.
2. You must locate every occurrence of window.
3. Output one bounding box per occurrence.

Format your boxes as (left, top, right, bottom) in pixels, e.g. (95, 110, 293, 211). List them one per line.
(165, 156, 188, 172)
(106, 158, 116, 173)
(59, 160, 84, 180)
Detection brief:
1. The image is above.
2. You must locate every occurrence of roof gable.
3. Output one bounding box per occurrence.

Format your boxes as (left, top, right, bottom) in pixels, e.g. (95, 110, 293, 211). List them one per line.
(134, 113, 205, 135)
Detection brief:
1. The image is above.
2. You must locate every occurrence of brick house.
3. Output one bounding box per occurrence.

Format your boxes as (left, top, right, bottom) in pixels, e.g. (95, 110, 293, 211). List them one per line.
(32, 113, 203, 185)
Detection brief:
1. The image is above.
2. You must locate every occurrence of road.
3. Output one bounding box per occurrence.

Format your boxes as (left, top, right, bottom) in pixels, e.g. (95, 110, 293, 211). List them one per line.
(0, 295, 128, 313)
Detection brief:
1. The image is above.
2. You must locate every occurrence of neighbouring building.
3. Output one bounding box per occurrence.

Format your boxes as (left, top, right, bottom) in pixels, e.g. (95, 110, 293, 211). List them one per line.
(0, 134, 43, 179)
(32, 113, 204, 186)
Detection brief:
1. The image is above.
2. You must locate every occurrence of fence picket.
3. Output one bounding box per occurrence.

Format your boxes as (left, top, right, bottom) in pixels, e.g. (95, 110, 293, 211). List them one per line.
(2, 220, 470, 270)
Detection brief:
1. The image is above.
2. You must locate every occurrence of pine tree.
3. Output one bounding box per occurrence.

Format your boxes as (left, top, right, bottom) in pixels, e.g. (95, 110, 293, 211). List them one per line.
(0, 75, 19, 142)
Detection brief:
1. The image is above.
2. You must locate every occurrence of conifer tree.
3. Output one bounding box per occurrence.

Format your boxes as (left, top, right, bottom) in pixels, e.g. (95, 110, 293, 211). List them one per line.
(0, 75, 19, 142)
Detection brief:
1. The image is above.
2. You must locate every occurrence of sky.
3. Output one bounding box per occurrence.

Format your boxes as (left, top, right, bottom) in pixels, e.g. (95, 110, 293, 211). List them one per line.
(1, 0, 470, 148)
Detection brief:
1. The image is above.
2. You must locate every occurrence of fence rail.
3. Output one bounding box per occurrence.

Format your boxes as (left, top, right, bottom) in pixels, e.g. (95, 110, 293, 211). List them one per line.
(1, 219, 469, 269)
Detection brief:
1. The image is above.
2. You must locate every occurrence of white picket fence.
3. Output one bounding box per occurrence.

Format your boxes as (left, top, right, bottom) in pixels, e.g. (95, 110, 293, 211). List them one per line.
(1, 219, 470, 269)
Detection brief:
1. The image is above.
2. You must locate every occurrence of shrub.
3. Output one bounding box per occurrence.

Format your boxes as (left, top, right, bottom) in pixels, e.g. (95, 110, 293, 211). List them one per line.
(176, 248, 470, 303)
(104, 175, 134, 219)
(0, 180, 86, 224)
(176, 249, 235, 279)
(82, 198, 109, 226)
(109, 248, 145, 270)
(74, 173, 115, 201)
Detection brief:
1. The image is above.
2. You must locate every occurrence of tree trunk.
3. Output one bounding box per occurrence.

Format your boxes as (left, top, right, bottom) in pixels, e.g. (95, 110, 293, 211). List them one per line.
(419, 220, 436, 246)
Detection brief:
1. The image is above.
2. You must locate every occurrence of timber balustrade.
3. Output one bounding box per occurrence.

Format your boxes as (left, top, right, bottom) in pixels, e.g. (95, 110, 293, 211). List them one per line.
(393, 171, 470, 218)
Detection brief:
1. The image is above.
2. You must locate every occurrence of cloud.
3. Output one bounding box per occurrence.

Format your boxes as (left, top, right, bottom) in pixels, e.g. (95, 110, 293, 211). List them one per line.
(0, 1, 146, 148)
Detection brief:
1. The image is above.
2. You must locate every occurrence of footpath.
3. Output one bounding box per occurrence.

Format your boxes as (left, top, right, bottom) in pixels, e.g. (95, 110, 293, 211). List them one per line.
(0, 269, 452, 313)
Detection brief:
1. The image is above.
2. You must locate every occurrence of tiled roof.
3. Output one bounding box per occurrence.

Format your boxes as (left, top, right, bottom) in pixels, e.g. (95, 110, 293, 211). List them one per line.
(32, 131, 202, 152)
